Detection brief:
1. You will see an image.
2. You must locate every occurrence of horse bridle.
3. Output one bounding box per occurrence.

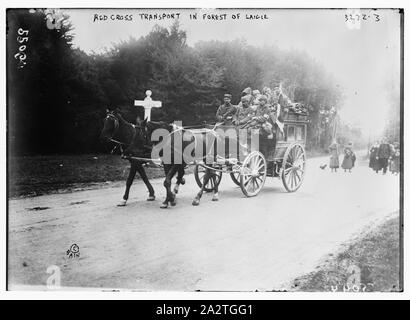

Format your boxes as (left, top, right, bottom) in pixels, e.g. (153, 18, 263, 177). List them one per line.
(105, 113, 120, 136)
(104, 113, 126, 154)
(105, 113, 153, 156)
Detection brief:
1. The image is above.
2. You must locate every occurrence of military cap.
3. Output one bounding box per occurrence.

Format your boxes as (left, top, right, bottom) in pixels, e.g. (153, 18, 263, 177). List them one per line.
(252, 90, 261, 95)
(259, 95, 268, 102)
(241, 95, 250, 102)
(242, 87, 252, 95)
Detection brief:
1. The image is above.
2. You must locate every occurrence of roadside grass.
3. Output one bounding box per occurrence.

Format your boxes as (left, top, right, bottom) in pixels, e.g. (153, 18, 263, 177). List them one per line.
(8, 150, 327, 198)
(8, 154, 170, 198)
(291, 213, 401, 292)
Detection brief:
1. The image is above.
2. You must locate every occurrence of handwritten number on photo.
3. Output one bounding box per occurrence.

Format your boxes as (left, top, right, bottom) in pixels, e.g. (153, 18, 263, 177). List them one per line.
(15, 28, 29, 69)
(18, 28, 29, 36)
(345, 13, 381, 23)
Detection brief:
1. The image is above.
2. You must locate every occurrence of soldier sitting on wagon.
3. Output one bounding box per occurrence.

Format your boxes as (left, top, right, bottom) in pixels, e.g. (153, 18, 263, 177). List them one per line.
(262, 87, 274, 105)
(270, 87, 287, 133)
(242, 95, 275, 139)
(252, 89, 262, 105)
(237, 87, 253, 109)
(273, 85, 291, 109)
(257, 95, 275, 138)
(233, 96, 254, 126)
(216, 93, 237, 125)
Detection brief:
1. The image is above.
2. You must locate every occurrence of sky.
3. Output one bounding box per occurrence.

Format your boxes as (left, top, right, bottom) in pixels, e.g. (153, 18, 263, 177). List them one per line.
(65, 8, 401, 137)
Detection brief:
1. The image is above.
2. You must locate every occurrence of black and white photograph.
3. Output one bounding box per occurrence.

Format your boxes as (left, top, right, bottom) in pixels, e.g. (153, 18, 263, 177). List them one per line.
(4, 4, 404, 295)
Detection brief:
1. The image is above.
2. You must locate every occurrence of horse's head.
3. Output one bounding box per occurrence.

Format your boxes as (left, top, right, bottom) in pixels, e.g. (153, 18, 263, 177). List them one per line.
(100, 109, 120, 142)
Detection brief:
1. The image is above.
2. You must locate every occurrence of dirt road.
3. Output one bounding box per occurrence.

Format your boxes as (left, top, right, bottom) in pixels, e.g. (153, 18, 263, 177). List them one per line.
(8, 152, 400, 291)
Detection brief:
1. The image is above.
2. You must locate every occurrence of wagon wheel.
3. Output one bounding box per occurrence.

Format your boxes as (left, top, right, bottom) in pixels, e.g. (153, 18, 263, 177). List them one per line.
(194, 164, 223, 192)
(240, 151, 267, 197)
(281, 143, 306, 192)
(230, 171, 241, 186)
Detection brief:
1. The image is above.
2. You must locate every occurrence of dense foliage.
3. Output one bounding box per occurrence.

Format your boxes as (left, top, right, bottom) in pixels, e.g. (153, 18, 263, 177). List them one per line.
(8, 10, 362, 155)
(383, 74, 401, 143)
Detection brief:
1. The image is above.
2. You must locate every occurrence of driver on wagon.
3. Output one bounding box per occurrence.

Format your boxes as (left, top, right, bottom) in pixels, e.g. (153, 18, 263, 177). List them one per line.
(216, 94, 237, 125)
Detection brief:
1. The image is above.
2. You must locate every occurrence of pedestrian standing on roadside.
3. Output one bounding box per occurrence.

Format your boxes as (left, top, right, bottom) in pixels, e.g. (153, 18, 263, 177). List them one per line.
(369, 141, 380, 172)
(341, 142, 355, 173)
(377, 137, 393, 175)
(328, 140, 340, 173)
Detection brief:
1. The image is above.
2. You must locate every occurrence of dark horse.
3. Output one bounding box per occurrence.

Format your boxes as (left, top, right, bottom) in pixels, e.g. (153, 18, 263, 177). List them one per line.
(124, 118, 189, 208)
(100, 109, 185, 206)
(126, 119, 220, 208)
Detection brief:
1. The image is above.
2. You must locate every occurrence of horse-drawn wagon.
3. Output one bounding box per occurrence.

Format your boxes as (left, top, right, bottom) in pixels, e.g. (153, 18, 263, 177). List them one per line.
(101, 100, 309, 207)
(193, 110, 308, 197)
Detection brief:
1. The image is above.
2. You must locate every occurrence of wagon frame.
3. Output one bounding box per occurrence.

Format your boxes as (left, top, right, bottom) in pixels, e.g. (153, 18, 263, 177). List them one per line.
(194, 112, 308, 197)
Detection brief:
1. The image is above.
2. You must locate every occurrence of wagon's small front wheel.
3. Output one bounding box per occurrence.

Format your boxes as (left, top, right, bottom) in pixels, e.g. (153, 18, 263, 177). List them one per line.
(240, 151, 267, 197)
(230, 171, 241, 186)
(194, 164, 222, 192)
(281, 143, 306, 192)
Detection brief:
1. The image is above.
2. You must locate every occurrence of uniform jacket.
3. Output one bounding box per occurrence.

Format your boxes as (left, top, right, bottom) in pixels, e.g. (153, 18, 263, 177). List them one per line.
(255, 104, 272, 122)
(234, 105, 255, 125)
(216, 103, 237, 123)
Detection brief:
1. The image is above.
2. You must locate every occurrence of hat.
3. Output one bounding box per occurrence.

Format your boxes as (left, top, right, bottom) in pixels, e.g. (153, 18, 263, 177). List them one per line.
(259, 95, 268, 102)
(241, 96, 250, 103)
(262, 86, 271, 93)
(242, 87, 252, 95)
(252, 90, 261, 96)
(224, 94, 232, 99)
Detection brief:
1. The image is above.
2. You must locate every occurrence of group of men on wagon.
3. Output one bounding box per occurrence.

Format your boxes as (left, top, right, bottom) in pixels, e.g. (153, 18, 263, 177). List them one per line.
(215, 85, 291, 139)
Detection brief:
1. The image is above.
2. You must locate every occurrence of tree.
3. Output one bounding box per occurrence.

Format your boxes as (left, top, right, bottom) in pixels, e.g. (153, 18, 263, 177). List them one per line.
(8, 9, 76, 154)
(383, 73, 400, 143)
(8, 13, 344, 154)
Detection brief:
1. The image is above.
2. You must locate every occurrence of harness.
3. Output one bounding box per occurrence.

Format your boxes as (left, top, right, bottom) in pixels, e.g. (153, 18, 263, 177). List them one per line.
(105, 113, 134, 155)
(105, 114, 226, 166)
(124, 123, 221, 166)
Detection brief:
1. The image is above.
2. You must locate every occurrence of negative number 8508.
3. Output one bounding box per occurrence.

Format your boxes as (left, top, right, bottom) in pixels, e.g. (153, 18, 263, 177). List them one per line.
(14, 28, 29, 68)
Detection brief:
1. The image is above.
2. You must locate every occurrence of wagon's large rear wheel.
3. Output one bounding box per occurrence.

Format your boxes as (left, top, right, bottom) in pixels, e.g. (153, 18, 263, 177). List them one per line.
(194, 164, 222, 192)
(281, 143, 306, 192)
(240, 151, 267, 197)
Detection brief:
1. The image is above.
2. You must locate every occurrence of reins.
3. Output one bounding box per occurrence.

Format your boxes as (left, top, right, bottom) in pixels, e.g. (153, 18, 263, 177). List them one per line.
(105, 116, 222, 166)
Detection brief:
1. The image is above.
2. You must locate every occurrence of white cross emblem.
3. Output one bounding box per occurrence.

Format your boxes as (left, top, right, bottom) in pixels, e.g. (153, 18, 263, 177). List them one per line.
(134, 90, 162, 121)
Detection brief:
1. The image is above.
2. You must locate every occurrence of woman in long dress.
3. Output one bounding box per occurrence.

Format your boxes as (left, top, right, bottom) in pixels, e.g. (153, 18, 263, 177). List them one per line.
(341, 143, 355, 173)
(328, 140, 340, 173)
